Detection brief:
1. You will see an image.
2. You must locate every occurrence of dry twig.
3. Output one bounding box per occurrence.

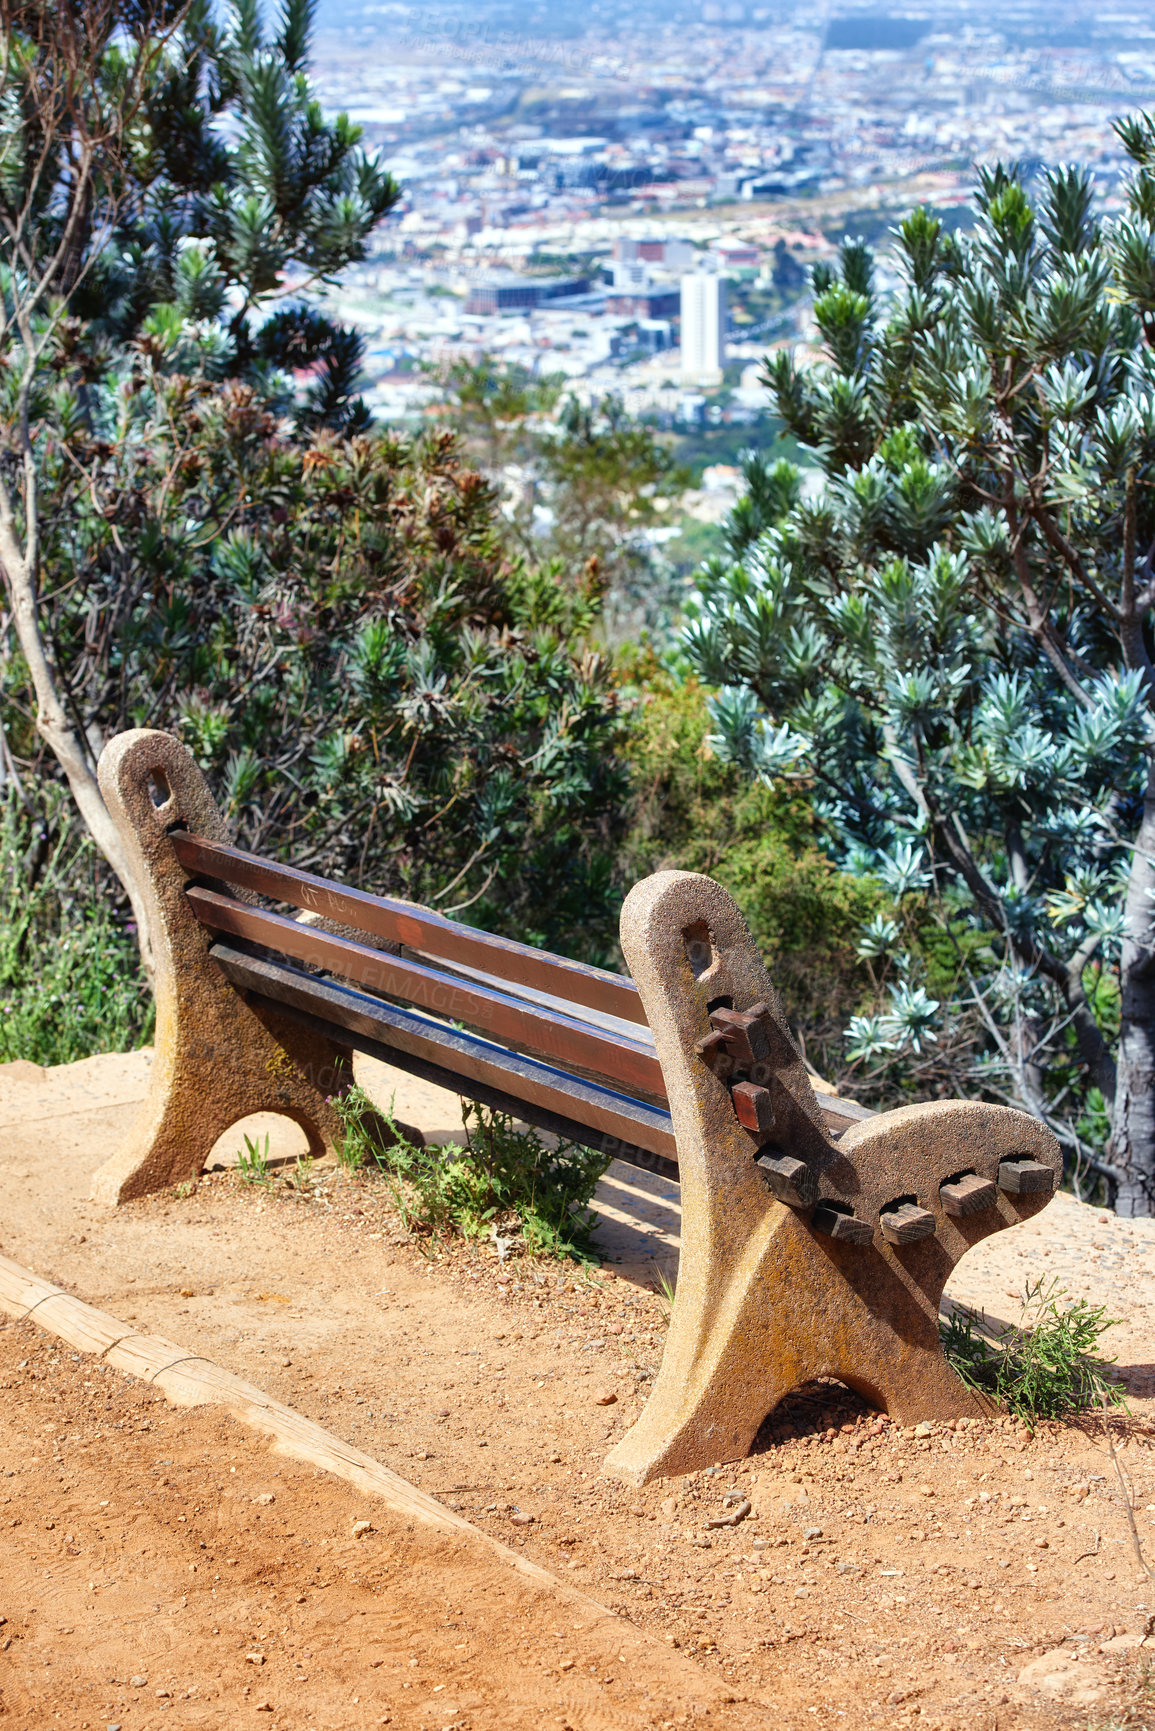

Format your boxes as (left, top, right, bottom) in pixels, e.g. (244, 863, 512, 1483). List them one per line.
(1101, 1392, 1155, 1586)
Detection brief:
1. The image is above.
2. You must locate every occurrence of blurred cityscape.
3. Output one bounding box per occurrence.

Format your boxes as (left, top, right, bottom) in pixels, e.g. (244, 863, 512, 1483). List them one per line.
(308, 0, 1155, 510)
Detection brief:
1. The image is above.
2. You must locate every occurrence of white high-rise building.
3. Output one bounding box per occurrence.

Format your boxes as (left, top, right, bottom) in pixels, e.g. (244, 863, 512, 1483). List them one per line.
(680, 268, 726, 383)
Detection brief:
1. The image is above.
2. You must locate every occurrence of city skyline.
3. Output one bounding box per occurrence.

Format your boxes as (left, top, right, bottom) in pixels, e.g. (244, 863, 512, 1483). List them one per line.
(301, 0, 1155, 431)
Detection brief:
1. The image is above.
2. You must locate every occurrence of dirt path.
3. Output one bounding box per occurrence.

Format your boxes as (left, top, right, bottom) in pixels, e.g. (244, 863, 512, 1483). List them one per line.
(0, 1320, 743, 1731)
(5, 1052, 1155, 1729)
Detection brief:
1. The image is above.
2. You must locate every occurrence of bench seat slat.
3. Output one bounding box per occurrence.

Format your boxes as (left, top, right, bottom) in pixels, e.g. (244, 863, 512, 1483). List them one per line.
(187, 886, 667, 1103)
(172, 830, 647, 1026)
(209, 942, 680, 1181)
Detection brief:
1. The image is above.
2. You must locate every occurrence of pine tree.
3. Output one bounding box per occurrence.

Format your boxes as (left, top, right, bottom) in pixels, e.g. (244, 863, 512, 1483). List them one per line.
(0, 0, 399, 957)
(684, 116, 1155, 1215)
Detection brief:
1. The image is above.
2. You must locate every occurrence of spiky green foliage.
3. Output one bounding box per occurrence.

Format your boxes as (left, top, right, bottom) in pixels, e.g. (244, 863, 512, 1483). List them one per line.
(3, 355, 631, 958)
(618, 671, 886, 1064)
(0, 0, 400, 432)
(683, 120, 1155, 1213)
(722, 450, 802, 560)
(0, 2, 634, 1037)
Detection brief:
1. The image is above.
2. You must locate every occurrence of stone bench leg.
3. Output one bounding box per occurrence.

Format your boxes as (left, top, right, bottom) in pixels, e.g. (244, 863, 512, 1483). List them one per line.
(91, 730, 353, 1206)
(604, 870, 1060, 1485)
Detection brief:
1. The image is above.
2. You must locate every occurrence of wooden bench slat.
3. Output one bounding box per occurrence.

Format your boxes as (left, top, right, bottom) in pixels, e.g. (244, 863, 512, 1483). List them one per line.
(177, 841, 873, 1142)
(188, 887, 667, 1102)
(210, 942, 680, 1181)
(172, 831, 647, 1026)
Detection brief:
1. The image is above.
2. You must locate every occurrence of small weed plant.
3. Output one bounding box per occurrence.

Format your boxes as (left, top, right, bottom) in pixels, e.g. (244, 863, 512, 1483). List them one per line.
(236, 1132, 272, 1186)
(332, 1085, 610, 1262)
(287, 1154, 316, 1192)
(940, 1278, 1125, 1422)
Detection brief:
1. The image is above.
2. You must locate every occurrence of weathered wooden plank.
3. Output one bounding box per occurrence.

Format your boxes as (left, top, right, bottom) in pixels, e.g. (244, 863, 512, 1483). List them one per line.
(811, 1204, 874, 1245)
(732, 1080, 775, 1140)
(939, 1172, 998, 1217)
(172, 830, 647, 1026)
(997, 1158, 1054, 1195)
(210, 943, 681, 1182)
(879, 1201, 937, 1245)
(754, 1150, 818, 1208)
(188, 887, 666, 1102)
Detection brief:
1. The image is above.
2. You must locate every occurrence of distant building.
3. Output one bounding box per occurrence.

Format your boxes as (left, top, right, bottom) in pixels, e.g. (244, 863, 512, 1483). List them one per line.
(607, 258, 650, 291)
(661, 238, 696, 271)
(742, 170, 821, 199)
(637, 319, 673, 352)
(713, 241, 760, 276)
(605, 286, 681, 318)
(464, 275, 591, 315)
(680, 268, 726, 383)
(613, 236, 695, 271)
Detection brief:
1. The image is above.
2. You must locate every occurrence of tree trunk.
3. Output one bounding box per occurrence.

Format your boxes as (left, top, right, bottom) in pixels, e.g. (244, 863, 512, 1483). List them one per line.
(1, 541, 155, 974)
(1112, 761, 1155, 1216)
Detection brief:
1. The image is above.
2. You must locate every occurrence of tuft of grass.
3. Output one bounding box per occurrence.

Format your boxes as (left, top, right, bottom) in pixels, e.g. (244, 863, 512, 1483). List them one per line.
(649, 1263, 677, 1319)
(940, 1278, 1126, 1423)
(286, 1154, 316, 1192)
(332, 1085, 611, 1262)
(236, 1131, 272, 1187)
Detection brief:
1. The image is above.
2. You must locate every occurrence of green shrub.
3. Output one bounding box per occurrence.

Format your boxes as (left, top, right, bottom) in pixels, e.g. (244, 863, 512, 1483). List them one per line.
(332, 1085, 610, 1262)
(0, 786, 153, 1067)
(940, 1280, 1125, 1422)
(618, 672, 885, 1071)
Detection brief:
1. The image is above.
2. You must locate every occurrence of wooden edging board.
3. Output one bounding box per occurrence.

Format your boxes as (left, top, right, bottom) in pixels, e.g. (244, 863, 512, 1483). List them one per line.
(0, 1251, 602, 1607)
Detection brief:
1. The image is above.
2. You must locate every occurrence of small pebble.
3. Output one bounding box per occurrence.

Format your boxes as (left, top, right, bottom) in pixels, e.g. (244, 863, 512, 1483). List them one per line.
(352, 1520, 374, 1538)
(594, 1390, 617, 1406)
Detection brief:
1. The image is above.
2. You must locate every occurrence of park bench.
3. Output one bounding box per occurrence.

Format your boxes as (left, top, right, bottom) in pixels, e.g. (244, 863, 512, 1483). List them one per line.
(93, 729, 1061, 1484)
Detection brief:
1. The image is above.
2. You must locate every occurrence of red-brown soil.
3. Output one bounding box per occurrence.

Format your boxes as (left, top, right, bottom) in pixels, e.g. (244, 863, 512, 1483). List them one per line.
(0, 1320, 745, 1731)
(4, 1052, 1155, 1729)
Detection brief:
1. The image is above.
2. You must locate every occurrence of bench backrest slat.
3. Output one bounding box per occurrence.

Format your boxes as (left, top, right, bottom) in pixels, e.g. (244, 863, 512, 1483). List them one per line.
(172, 831, 647, 1027)
(186, 886, 667, 1102)
(177, 834, 872, 1146)
(210, 940, 680, 1179)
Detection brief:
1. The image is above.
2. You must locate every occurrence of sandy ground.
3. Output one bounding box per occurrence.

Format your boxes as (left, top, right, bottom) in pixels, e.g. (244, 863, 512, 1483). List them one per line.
(0, 1321, 741, 1731)
(4, 1049, 1155, 1730)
